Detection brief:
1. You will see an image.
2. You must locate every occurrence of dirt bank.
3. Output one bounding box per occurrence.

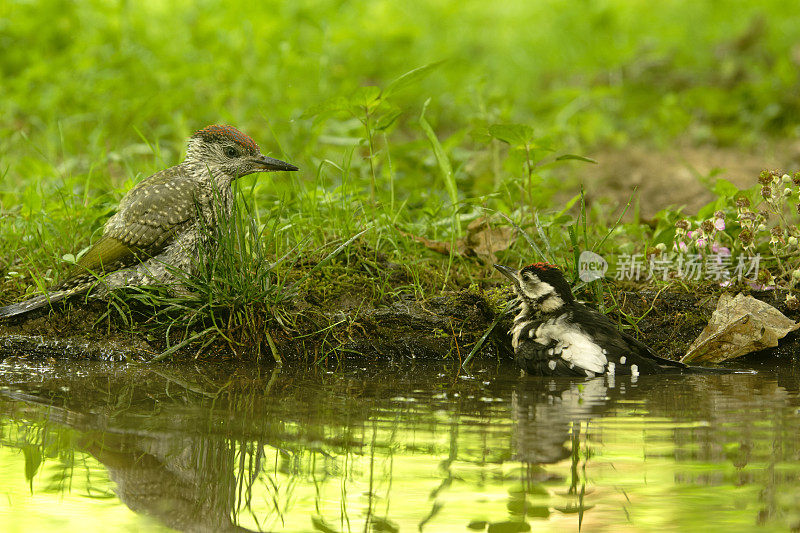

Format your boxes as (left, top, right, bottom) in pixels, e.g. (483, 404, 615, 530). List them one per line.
(1, 283, 798, 368)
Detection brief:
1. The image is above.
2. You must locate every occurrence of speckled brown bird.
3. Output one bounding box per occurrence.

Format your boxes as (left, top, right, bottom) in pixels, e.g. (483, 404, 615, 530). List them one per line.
(0, 124, 298, 319)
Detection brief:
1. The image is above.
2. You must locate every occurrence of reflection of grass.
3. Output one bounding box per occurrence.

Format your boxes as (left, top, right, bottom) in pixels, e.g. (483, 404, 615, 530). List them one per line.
(0, 420, 134, 530)
(2, 367, 800, 530)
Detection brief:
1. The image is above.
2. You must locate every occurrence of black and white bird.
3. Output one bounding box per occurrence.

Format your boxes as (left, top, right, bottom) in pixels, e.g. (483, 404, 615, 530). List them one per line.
(494, 262, 726, 377)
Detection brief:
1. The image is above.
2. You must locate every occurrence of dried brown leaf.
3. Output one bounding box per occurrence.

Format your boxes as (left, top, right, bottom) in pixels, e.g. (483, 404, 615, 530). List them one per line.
(398, 217, 514, 263)
(681, 293, 799, 363)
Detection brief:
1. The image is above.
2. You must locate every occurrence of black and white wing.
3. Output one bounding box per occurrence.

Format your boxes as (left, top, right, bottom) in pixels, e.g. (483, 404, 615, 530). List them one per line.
(514, 304, 689, 377)
(569, 304, 688, 375)
(514, 319, 602, 377)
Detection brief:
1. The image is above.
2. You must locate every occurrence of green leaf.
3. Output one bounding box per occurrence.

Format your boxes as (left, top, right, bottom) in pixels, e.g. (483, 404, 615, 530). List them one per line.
(712, 178, 739, 198)
(375, 106, 402, 131)
(419, 99, 458, 207)
(555, 154, 598, 164)
(534, 211, 555, 262)
(383, 60, 445, 99)
(556, 193, 582, 217)
(551, 213, 574, 225)
(652, 226, 676, 246)
(488, 123, 534, 146)
(568, 224, 580, 279)
(696, 199, 718, 219)
(349, 86, 382, 112)
(300, 96, 349, 119)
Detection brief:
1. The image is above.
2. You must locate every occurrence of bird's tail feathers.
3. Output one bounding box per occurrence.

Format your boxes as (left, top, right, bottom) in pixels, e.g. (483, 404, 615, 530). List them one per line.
(0, 282, 94, 319)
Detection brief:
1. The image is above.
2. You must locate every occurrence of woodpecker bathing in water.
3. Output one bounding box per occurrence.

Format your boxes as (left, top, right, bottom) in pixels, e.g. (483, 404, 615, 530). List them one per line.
(494, 262, 728, 377)
(0, 125, 298, 319)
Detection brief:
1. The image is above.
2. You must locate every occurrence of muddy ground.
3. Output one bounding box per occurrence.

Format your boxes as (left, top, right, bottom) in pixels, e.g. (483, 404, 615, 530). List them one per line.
(1, 282, 798, 369)
(581, 140, 800, 216)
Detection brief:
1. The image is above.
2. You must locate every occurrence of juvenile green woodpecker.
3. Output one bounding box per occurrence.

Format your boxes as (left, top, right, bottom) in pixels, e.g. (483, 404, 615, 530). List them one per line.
(0, 124, 298, 318)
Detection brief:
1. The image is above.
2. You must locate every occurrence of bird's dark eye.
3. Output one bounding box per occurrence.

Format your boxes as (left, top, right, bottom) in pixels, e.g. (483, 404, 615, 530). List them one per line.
(223, 146, 238, 158)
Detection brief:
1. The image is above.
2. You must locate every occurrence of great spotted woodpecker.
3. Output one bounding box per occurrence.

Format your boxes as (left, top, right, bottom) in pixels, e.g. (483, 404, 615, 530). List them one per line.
(494, 262, 729, 377)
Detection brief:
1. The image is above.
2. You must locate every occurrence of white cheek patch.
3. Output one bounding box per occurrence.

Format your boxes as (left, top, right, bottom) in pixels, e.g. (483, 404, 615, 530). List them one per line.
(539, 295, 564, 313)
(522, 281, 555, 300)
(534, 317, 608, 374)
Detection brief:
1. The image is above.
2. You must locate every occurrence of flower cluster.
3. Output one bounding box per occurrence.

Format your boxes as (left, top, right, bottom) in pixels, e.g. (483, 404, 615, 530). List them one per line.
(670, 169, 800, 288)
(751, 170, 800, 252)
(735, 197, 756, 249)
(673, 211, 728, 255)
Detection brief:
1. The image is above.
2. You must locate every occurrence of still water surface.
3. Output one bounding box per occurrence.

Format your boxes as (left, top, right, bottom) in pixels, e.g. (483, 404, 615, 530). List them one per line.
(0, 357, 798, 532)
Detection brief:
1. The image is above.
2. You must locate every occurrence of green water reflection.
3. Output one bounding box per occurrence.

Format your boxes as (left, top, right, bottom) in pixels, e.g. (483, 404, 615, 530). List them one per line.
(0, 358, 799, 532)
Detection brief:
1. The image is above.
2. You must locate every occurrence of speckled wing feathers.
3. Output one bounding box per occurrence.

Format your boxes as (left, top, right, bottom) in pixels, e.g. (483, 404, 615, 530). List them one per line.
(68, 165, 200, 282)
(105, 165, 198, 250)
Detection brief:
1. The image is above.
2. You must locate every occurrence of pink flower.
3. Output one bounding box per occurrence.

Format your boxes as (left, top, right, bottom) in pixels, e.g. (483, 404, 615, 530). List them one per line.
(711, 243, 730, 255)
(674, 241, 688, 253)
(696, 236, 707, 248)
(714, 218, 725, 231)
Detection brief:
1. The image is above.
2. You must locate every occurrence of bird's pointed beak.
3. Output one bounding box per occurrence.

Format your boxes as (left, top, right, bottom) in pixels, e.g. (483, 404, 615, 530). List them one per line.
(253, 155, 299, 172)
(493, 264, 519, 281)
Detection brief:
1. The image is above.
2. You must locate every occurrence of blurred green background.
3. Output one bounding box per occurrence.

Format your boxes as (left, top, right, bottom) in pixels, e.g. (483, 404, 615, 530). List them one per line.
(1, 0, 799, 291)
(4, 0, 800, 147)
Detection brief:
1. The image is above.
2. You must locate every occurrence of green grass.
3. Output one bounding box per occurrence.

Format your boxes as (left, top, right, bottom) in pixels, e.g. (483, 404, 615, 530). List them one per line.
(2, 0, 800, 358)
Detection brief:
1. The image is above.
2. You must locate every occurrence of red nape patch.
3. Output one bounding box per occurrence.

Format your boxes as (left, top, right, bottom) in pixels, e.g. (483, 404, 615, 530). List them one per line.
(193, 124, 260, 153)
(525, 262, 559, 271)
